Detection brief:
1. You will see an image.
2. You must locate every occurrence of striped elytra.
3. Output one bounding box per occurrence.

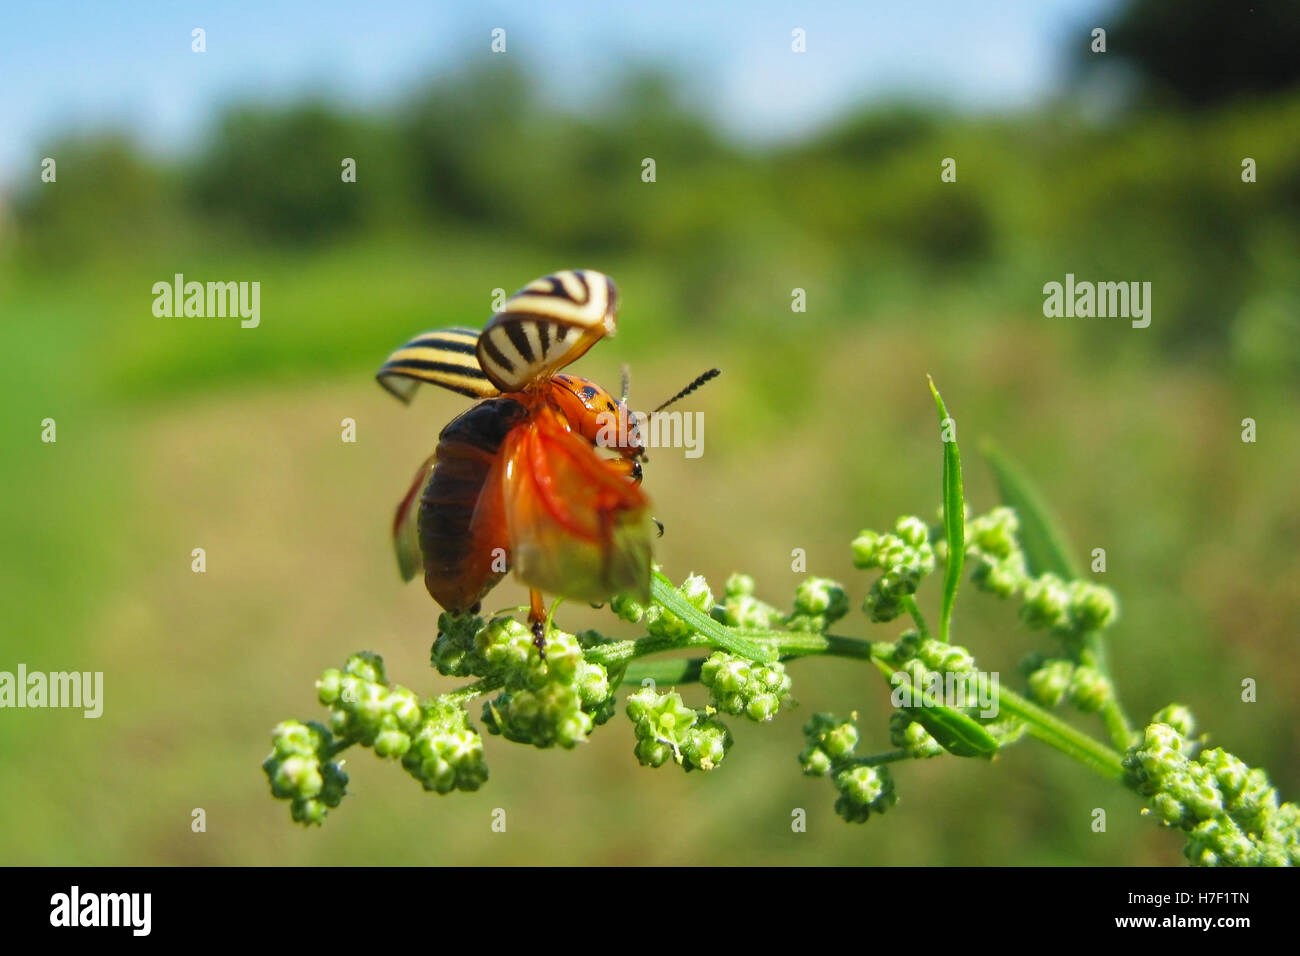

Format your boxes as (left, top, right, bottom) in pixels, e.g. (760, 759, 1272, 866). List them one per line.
(475, 269, 618, 392)
(376, 326, 500, 402)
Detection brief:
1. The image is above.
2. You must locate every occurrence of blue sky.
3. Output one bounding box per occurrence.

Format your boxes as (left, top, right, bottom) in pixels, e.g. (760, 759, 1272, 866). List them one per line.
(0, 0, 1120, 186)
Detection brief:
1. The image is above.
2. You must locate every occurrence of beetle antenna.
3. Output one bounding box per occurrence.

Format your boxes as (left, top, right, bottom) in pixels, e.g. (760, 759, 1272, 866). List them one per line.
(620, 364, 631, 404)
(653, 368, 720, 413)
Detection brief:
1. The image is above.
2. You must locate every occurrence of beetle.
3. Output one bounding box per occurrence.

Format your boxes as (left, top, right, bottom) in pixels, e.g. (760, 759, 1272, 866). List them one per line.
(377, 270, 714, 653)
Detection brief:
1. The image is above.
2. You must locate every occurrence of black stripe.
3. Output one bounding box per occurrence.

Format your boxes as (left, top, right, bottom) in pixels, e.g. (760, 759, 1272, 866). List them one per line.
(383, 358, 489, 380)
(479, 333, 515, 374)
(537, 320, 551, 356)
(410, 334, 478, 355)
(503, 321, 536, 364)
(555, 324, 570, 342)
(525, 272, 589, 304)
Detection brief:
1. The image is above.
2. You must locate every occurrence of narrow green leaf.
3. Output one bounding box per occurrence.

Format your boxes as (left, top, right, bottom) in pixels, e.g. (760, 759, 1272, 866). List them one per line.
(650, 573, 777, 663)
(980, 440, 1079, 578)
(928, 377, 964, 643)
(906, 706, 1000, 759)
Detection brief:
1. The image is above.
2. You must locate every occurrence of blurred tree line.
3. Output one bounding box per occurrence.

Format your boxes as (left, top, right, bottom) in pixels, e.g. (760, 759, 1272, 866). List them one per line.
(7, 0, 1299, 379)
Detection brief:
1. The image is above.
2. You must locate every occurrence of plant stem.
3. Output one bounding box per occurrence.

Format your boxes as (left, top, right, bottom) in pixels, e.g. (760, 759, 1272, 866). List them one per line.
(845, 749, 911, 768)
(624, 658, 704, 685)
(442, 675, 504, 706)
(321, 739, 355, 760)
(1079, 638, 1135, 750)
(901, 595, 932, 641)
(996, 686, 1126, 780)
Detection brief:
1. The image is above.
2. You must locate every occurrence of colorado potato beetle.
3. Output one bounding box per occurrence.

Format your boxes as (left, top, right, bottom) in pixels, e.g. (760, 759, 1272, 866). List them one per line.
(377, 269, 714, 652)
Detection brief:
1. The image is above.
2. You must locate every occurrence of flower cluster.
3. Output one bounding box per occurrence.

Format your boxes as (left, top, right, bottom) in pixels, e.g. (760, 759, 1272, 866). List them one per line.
(612, 572, 719, 640)
(1020, 574, 1117, 637)
(626, 686, 732, 771)
(262, 720, 349, 825)
(889, 711, 943, 758)
(700, 651, 792, 721)
(1123, 708, 1300, 866)
(961, 507, 1027, 598)
(786, 576, 849, 632)
(317, 652, 423, 756)
(431, 612, 489, 677)
(478, 618, 616, 748)
(402, 699, 489, 793)
(946, 507, 1119, 639)
(715, 573, 784, 630)
(1021, 654, 1073, 707)
(799, 713, 898, 823)
(852, 516, 936, 622)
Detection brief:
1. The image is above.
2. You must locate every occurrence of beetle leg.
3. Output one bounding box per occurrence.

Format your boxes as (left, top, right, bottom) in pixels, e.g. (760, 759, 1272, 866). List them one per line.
(529, 589, 547, 658)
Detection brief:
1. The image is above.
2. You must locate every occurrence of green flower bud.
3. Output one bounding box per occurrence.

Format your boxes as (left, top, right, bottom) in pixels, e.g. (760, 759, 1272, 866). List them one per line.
(627, 687, 728, 771)
(1067, 665, 1110, 713)
(1151, 704, 1195, 739)
(851, 530, 880, 569)
(789, 576, 849, 632)
(575, 661, 616, 725)
(402, 701, 489, 793)
(344, 651, 386, 685)
(611, 592, 646, 624)
(271, 719, 327, 758)
(319, 761, 348, 807)
(799, 745, 834, 777)
(1027, 660, 1074, 708)
(373, 726, 411, 758)
(291, 799, 328, 826)
(970, 551, 1026, 598)
(892, 630, 923, 662)
(1068, 581, 1118, 632)
(918, 639, 975, 674)
(895, 515, 930, 549)
(833, 765, 897, 823)
(274, 755, 323, 799)
(316, 670, 343, 705)
(1020, 574, 1072, 631)
(967, 507, 1019, 558)
(862, 584, 904, 623)
(724, 573, 756, 597)
(700, 652, 792, 722)
(721, 593, 784, 629)
(680, 573, 714, 610)
(432, 612, 487, 677)
(890, 711, 942, 758)
(484, 681, 593, 749)
(476, 616, 537, 673)
(681, 720, 732, 772)
(634, 737, 673, 768)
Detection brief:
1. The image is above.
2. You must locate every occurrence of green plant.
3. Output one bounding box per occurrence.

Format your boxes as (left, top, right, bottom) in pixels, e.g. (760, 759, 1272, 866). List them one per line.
(262, 379, 1299, 866)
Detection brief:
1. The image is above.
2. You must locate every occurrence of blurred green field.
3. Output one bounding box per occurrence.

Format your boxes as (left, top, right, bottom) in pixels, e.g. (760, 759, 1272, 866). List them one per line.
(1, 59, 1298, 865)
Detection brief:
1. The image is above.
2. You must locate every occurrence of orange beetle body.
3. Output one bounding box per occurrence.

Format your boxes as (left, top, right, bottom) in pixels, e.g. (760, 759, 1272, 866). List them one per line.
(378, 271, 653, 646)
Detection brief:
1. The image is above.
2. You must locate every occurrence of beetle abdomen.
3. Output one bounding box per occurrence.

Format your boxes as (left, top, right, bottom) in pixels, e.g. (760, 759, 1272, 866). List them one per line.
(419, 398, 527, 612)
